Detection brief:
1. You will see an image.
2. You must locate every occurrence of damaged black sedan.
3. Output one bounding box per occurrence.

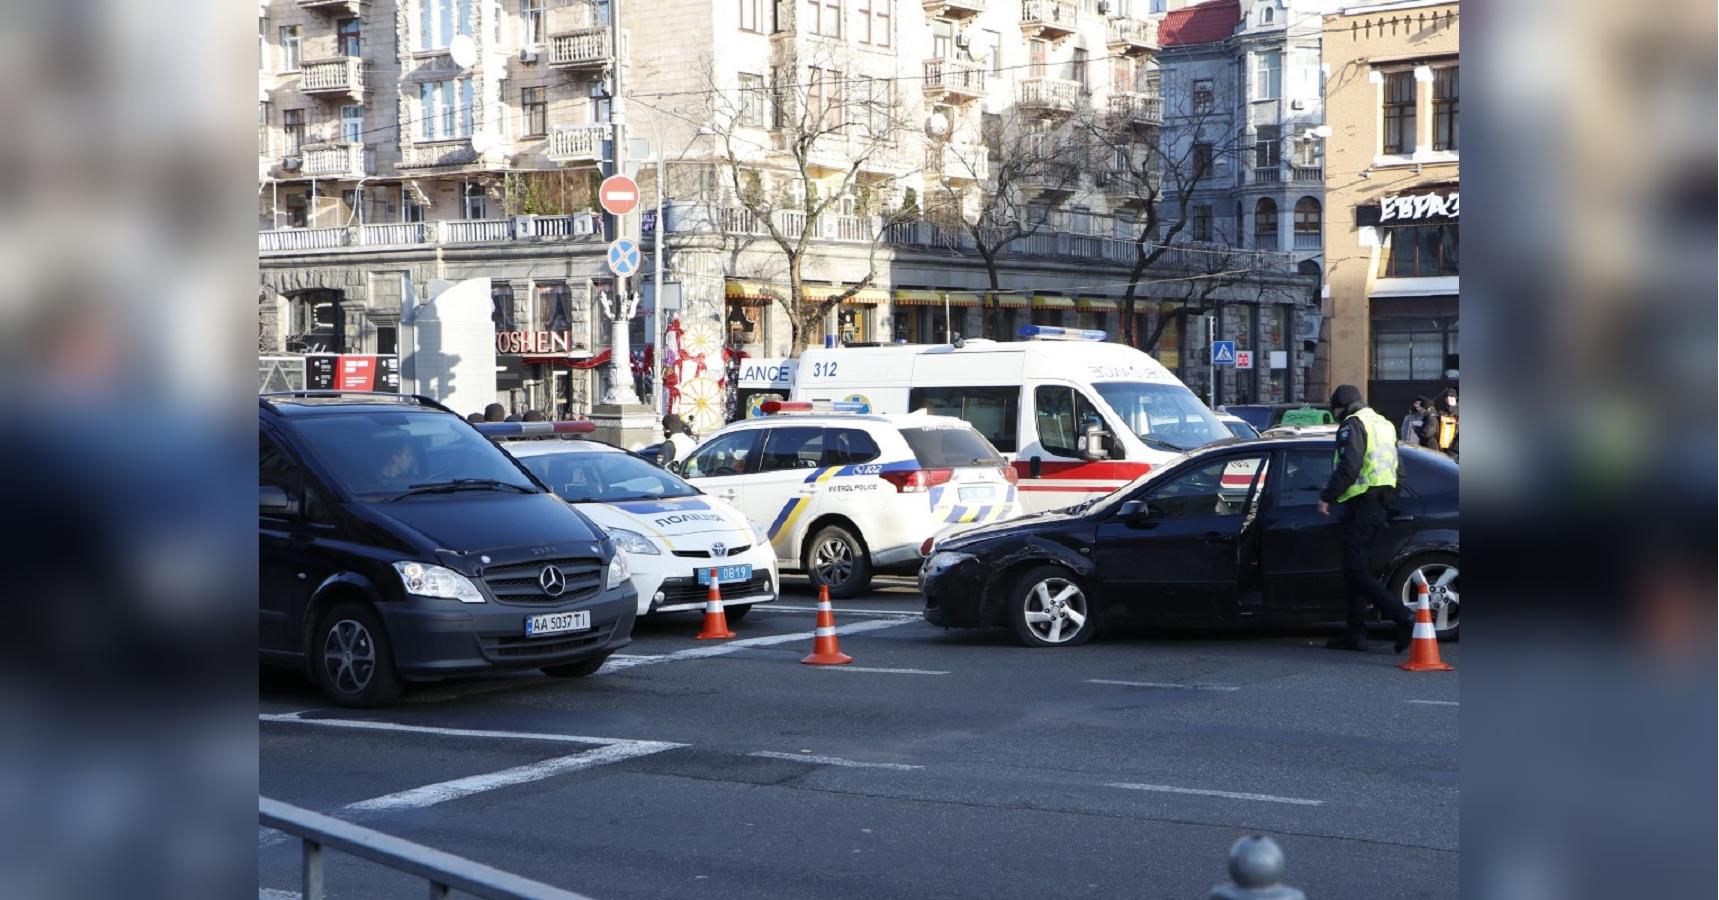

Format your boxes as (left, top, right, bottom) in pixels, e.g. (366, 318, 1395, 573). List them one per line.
(919, 434, 1459, 647)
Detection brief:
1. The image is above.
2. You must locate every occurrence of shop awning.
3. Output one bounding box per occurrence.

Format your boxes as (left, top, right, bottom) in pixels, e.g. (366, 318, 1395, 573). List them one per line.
(945, 292, 981, 307)
(1077, 297, 1119, 311)
(896, 290, 982, 307)
(1032, 295, 1076, 310)
(725, 280, 782, 306)
(801, 285, 887, 305)
(993, 293, 1031, 309)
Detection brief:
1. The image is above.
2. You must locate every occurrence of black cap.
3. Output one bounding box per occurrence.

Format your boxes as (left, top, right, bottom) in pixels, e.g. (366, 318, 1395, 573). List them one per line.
(1328, 384, 1364, 417)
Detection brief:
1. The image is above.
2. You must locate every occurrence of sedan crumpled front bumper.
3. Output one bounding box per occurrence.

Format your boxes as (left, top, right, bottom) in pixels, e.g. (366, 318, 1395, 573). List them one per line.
(919, 552, 993, 629)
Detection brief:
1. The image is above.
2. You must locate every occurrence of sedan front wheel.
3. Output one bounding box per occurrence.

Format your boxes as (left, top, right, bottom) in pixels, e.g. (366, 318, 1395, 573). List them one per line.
(1007, 566, 1096, 648)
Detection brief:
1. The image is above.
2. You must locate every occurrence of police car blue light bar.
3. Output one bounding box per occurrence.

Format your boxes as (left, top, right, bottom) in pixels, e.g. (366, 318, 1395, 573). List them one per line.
(1017, 325, 1107, 341)
(474, 420, 597, 437)
(760, 400, 868, 415)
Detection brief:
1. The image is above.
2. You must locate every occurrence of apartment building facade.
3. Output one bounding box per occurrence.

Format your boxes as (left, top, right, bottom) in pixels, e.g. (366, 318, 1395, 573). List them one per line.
(258, 0, 1316, 422)
(1319, 0, 1457, 419)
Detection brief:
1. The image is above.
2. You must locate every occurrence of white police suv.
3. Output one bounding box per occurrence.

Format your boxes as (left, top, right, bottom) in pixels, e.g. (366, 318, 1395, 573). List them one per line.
(669, 402, 1022, 597)
(484, 422, 778, 621)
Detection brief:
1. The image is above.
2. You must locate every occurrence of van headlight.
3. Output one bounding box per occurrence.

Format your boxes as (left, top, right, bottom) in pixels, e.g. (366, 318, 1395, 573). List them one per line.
(606, 548, 632, 590)
(393, 561, 486, 604)
(606, 528, 659, 555)
(749, 519, 770, 543)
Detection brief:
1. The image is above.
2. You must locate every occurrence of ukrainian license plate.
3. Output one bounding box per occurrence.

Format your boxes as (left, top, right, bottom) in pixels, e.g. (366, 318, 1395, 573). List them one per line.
(959, 486, 996, 502)
(524, 610, 590, 637)
(696, 564, 753, 585)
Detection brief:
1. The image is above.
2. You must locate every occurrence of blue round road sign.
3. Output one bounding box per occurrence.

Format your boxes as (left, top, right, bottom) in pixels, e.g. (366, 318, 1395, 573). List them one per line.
(607, 239, 641, 277)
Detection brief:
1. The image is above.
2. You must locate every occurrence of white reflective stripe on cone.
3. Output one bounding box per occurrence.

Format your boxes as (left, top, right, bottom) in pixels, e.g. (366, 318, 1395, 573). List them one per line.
(815, 627, 837, 637)
(1413, 621, 1438, 639)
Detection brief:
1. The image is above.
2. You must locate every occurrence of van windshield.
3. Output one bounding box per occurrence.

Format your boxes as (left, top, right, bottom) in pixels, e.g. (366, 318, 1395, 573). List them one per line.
(293, 411, 540, 499)
(1092, 382, 1230, 452)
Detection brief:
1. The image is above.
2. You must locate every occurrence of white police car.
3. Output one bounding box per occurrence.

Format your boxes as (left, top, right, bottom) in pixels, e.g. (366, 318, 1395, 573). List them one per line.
(669, 402, 1022, 597)
(483, 422, 778, 620)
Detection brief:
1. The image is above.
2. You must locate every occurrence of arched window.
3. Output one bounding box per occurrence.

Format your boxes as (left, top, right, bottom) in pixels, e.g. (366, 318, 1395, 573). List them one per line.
(1294, 196, 1322, 250)
(1254, 198, 1278, 250)
(1260, 6, 1273, 24)
(1233, 202, 1244, 247)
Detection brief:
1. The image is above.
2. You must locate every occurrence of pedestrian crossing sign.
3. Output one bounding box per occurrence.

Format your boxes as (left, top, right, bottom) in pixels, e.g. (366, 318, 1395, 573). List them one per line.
(1211, 340, 1236, 366)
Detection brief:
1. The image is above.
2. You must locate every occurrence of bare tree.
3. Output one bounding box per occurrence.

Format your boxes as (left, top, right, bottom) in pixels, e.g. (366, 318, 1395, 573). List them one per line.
(704, 47, 923, 354)
(924, 107, 1089, 339)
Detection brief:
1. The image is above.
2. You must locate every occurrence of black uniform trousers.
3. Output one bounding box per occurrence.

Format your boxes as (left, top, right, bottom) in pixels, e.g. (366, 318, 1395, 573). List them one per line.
(1340, 488, 1414, 636)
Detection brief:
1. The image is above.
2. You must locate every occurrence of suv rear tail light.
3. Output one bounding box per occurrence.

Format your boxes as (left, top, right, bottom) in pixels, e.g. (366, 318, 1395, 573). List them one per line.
(1000, 464, 1019, 484)
(880, 468, 954, 493)
(919, 537, 935, 556)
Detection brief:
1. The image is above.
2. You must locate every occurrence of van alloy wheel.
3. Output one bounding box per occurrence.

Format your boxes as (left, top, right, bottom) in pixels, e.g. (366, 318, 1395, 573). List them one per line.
(1022, 577, 1088, 644)
(322, 618, 377, 695)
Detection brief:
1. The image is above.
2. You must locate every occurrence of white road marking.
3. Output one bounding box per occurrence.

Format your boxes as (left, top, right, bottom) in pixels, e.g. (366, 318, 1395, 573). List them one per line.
(749, 751, 923, 771)
(260, 713, 654, 746)
(821, 666, 949, 675)
(259, 890, 300, 900)
(347, 741, 680, 812)
(1106, 782, 1323, 806)
(1407, 699, 1458, 706)
(757, 605, 921, 619)
(608, 652, 664, 659)
(596, 617, 912, 673)
(1085, 679, 1241, 692)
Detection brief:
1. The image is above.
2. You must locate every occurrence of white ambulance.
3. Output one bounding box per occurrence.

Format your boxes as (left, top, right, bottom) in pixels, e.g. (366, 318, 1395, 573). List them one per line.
(792, 326, 1232, 513)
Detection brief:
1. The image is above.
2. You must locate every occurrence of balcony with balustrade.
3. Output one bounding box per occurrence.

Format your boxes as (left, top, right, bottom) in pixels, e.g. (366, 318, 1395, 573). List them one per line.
(299, 58, 366, 99)
(546, 124, 607, 164)
(398, 140, 479, 170)
(299, 143, 374, 179)
(548, 10, 610, 72)
(1100, 167, 1161, 206)
(922, 59, 988, 104)
(297, 0, 365, 14)
(1020, 0, 1078, 40)
(1105, 17, 1158, 55)
(928, 143, 991, 184)
(1107, 92, 1162, 128)
(1016, 78, 1081, 115)
(922, 0, 985, 19)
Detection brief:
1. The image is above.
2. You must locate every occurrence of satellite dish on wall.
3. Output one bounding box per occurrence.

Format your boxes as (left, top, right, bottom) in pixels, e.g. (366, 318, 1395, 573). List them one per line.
(471, 132, 496, 155)
(449, 35, 478, 69)
(924, 112, 950, 139)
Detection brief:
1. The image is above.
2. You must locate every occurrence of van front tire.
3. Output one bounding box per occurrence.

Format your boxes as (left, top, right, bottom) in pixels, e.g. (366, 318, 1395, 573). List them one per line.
(311, 602, 402, 707)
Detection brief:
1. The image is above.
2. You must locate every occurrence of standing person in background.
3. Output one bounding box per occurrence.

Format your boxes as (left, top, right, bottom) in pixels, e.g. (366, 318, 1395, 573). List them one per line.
(483, 403, 507, 423)
(522, 409, 546, 422)
(1317, 384, 1416, 654)
(1427, 388, 1459, 460)
(658, 414, 696, 470)
(465, 412, 484, 425)
(1400, 397, 1429, 447)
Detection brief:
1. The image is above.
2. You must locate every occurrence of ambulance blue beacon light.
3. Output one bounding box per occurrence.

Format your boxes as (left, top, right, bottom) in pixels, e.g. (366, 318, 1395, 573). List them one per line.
(1017, 325, 1107, 341)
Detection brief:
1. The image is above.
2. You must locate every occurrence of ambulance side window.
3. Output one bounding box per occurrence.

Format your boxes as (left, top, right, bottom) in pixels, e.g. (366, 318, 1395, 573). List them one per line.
(822, 428, 880, 466)
(907, 386, 1019, 453)
(1033, 386, 1104, 458)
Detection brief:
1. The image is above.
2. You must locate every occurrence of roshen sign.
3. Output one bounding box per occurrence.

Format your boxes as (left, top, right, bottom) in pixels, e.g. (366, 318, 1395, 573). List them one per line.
(497, 330, 575, 354)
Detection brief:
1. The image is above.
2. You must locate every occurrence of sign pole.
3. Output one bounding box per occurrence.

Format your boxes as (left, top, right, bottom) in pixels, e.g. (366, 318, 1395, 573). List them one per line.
(653, 116, 666, 418)
(1208, 315, 1216, 409)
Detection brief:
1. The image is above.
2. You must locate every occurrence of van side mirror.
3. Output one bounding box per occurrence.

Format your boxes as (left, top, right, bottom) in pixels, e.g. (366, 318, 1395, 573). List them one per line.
(1119, 499, 1149, 522)
(1080, 419, 1110, 461)
(260, 484, 298, 517)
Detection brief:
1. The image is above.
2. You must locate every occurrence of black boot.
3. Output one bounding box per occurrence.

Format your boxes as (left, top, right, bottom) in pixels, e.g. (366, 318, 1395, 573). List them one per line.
(1394, 619, 1414, 654)
(1326, 633, 1368, 651)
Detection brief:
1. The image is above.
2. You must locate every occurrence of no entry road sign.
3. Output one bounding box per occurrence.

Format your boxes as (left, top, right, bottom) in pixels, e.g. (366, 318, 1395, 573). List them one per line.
(599, 175, 640, 216)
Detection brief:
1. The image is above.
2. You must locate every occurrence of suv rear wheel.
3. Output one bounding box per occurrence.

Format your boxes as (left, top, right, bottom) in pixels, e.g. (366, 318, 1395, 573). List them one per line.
(806, 524, 873, 598)
(312, 601, 402, 707)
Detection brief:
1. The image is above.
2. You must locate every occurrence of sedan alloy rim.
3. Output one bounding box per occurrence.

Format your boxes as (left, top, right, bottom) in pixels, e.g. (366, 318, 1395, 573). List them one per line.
(812, 538, 854, 587)
(1023, 577, 1087, 644)
(1402, 564, 1459, 632)
(323, 619, 377, 694)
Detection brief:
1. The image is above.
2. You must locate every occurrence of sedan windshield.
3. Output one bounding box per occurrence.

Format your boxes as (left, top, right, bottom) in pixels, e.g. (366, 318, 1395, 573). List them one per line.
(292, 411, 540, 499)
(519, 449, 700, 503)
(1092, 382, 1230, 451)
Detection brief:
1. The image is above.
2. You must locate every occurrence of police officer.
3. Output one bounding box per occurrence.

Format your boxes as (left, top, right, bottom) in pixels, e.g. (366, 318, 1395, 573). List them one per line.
(1317, 384, 1415, 652)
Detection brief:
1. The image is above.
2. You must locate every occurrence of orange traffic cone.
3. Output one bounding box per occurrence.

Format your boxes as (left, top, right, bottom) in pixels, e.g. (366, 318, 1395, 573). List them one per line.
(696, 569, 735, 640)
(801, 584, 853, 666)
(1399, 580, 1453, 672)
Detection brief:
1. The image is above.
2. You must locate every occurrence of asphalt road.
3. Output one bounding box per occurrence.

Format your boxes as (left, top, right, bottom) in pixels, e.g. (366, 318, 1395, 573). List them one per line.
(260, 577, 1459, 900)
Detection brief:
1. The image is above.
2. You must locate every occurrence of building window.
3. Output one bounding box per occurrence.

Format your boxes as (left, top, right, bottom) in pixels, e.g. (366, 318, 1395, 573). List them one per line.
(1253, 198, 1278, 250)
(857, 0, 890, 45)
(1433, 66, 1458, 151)
(340, 106, 364, 143)
(463, 182, 487, 219)
(259, 17, 269, 71)
(985, 30, 1002, 73)
(1191, 142, 1213, 179)
(1028, 39, 1047, 78)
(1192, 204, 1213, 241)
(1070, 48, 1088, 90)
(1379, 223, 1459, 277)
(1254, 124, 1280, 169)
(740, 0, 761, 32)
(285, 194, 309, 228)
(1149, 0, 1165, 10)
(862, 77, 891, 138)
(738, 73, 766, 126)
(258, 102, 271, 156)
(932, 19, 953, 59)
(1260, 5, 1272, 24)
(804, 0, 840, 37)
(1255, 50, 1281, 100)
(337, 18, 362, 56)
(537, 282, 573, 332)
(1293, 197, 1321, 249)
(838, 306, 869, 343)
(1111, 58, 1133, 93)
(421, 0, 474, 50)
(492, 282, 518, 331)
(419, 79, 474, 140)
(401, 185, 425, 223)
(1381, 70, 1416, 155)
(280, 25, 302, 71)
(1371, 317, 1457, 382)
(1071, 205, 1092, 234)
(521, 0, 545, 43)
(282, 108, 305, 157)
(522, 86, 547, 135)
(1191, 78, 1213, 114)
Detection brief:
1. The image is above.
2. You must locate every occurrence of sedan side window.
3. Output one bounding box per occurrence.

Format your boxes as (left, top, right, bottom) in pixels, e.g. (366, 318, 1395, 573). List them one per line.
(1147, 455, 1269, 519)
(682, 430, 759, 479)
(1274, 450, 1335, 507)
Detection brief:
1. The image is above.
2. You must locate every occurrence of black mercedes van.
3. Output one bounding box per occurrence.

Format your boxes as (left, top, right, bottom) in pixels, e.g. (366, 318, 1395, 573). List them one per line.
(259, 392, 636, 706)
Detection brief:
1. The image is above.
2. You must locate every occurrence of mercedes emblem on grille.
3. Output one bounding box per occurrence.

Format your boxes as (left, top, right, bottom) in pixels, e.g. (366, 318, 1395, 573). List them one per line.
(710, 542, 727, 559)
(539, 565, 567, 597)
